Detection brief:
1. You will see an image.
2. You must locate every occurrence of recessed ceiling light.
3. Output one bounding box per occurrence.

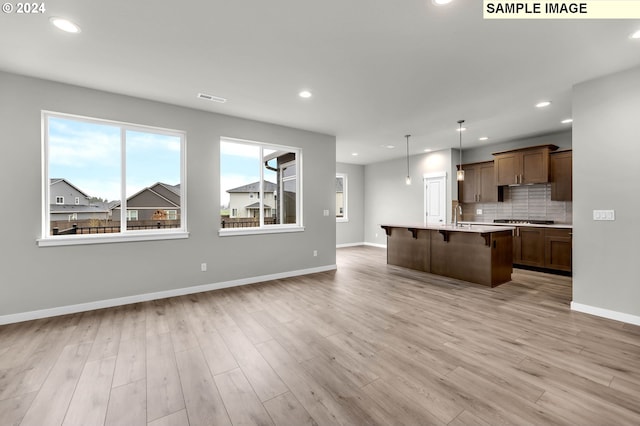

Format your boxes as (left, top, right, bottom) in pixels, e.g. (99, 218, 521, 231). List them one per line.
(536, 101, 552, 108)
(561, 118, 573, 124)
(384, 145, 395, 149)
(299, 90, 312, 98)
(424, 148, 432, 152)
(479, 137, 489, 141)
(50, 17, 81, 33)
(351, 152, 358, 156)
(197, 92, 227, 103)
(630, 30, 640, 39)
(432, 0, 454, 5)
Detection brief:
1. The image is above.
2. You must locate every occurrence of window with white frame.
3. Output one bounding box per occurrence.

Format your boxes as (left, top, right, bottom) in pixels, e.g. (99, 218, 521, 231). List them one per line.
(220, 137, 302, 234)
(42, 111, 186, 244)
(336, 173, 348, 222)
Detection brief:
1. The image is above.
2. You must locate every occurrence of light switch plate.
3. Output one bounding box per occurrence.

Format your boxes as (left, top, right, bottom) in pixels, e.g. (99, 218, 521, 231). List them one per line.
(476, 209, 483, 215)
(323, 209, 329, 216)
(593, 209, 615, 221)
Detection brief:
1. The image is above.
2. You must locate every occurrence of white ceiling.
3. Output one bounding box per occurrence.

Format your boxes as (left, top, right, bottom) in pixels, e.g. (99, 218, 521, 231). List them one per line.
(1, 1, 639, 164)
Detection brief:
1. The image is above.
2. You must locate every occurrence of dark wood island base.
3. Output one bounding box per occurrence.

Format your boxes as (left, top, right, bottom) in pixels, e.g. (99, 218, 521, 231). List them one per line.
(381, 224, 514, 287)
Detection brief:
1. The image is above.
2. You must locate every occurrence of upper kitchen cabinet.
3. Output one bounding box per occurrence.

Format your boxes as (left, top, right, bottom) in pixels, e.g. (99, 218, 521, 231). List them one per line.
(458, 161, 503, 203)
(550, 150, 572, 201)
(493, 144, 558, 186)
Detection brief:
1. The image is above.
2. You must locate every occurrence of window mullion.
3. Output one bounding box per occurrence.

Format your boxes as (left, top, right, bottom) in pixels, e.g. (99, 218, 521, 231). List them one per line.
(120, 127, 127, 233)
(259, 147, 264, 227)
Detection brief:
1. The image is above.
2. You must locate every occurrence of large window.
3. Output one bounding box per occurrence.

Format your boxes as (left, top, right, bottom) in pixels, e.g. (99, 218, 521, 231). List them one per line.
(336, 173, 348, 222)
(220, 137, 302, 235)
(41, 111, 187, 245)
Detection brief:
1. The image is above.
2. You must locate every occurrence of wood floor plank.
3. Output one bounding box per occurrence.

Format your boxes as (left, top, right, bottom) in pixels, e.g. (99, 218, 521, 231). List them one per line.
(112, 335, 146, 388)
(174, 347, 232, 426)
(146, 333, 185, 423)
(19, 342, 92, 426)
(218, 325, 288, 402)
(63, 355, 116, 425)
(105, 379, 147, 426)
(0, 391, 37, 426)
(263, 392, 317, 426)
(214, 368, 274, 426)
(147, 409, 189, 426)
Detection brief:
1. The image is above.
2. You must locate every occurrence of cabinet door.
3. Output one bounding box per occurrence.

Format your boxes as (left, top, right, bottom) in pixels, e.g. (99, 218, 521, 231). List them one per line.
(459, 164, 479, 203)
(545, 229, 572, 272)
(478, 162, 498, 202)
(517, 227, 545, 267)
(521, 149, 549, 184)
(494, 153, 520, 186)
(551, 151, 572, 201)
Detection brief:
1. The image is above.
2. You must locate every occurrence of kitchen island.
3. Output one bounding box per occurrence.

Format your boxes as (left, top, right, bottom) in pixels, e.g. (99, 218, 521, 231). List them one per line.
(380, 223, 514, 287)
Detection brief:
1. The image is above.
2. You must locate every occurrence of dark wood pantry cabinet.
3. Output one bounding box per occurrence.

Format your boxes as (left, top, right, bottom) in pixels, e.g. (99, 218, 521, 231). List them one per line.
(550, 150, 572, 201)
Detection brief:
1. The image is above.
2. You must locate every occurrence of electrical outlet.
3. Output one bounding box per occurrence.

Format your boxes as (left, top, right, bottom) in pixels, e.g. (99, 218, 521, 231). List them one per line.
(201, 263, 207, 272)
(476, 209, 483, 215)
(313, 250, 318, 257)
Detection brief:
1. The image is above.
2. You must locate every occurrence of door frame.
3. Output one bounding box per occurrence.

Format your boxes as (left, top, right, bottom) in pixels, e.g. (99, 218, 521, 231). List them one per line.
(423, 172, 448, 225)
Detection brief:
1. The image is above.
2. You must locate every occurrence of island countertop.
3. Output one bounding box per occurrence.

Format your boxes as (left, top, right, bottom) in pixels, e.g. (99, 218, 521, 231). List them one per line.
(380, 223, 515, 234)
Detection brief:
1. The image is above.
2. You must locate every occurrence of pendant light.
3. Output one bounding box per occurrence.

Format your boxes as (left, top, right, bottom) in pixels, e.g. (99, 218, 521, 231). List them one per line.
(456, 120, 465, 182)
(405, 134, 411, 185)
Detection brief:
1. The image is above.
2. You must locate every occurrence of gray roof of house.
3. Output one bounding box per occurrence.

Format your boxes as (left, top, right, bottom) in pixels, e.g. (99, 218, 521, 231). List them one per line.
(50, 202, 111, 213)
(245, 202, 272, 209)
(227, 181, 277, 193)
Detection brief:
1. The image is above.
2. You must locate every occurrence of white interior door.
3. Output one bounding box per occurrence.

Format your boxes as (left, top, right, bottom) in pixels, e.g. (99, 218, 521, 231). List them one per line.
(424, 172, 447, 224)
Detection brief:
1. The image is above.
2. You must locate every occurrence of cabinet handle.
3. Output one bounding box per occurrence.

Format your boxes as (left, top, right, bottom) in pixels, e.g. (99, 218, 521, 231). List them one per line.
(515, 174, 518, 184)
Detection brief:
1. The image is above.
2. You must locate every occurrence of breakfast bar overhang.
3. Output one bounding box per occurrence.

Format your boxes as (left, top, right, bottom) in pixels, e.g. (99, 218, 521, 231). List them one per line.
(380, 224, 515, 287)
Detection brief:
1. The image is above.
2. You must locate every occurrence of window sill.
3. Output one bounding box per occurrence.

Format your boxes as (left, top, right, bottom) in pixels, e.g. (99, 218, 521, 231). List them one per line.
(37, 231, 190, 247)
(219, 226, 305, 237)
(337, 218, 349, 223)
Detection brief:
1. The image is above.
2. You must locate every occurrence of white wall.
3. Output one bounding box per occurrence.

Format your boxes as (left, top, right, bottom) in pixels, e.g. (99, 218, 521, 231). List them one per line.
(364, 149, 454, 246)
(0, 71, 336, 322)
(572, 65, 640, 322)
(336, 162, 365, 246)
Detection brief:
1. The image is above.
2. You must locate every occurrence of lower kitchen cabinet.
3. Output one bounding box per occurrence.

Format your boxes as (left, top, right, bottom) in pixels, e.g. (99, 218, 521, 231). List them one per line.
(514, 227, 545, 268)
(544, 228, 572, 272)
(513, 226, 572, 273)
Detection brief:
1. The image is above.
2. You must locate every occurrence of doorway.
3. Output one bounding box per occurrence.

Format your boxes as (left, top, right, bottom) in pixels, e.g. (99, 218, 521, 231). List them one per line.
(424, 172, 447, 224)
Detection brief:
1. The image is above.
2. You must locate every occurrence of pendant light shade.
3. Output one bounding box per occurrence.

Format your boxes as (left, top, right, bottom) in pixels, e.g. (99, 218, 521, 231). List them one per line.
(457, 120, 465, 182)
(405, 134, 411, 185)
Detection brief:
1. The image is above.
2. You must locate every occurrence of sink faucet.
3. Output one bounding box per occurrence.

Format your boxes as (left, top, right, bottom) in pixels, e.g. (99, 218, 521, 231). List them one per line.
(454, 204, 462, 227)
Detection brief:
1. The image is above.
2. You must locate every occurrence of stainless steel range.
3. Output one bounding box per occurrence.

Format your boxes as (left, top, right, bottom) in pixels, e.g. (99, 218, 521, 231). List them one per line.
(493, 219, 555, 225)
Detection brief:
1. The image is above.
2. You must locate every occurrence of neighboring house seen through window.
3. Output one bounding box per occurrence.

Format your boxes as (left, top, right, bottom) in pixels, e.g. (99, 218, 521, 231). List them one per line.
(41, 111, 186, 245)
(220, 137, 302, 234)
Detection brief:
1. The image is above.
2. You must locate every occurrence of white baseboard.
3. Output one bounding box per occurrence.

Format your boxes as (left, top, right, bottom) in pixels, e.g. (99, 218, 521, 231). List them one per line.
(0, 264, 337, 325)
(571, 302, 640, 326)
(336, 242, 364, 248)
(364, 242, 387, 249)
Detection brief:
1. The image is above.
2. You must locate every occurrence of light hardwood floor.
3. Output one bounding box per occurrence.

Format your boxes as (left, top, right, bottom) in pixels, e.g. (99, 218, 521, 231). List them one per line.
(1, 246, 639, 425)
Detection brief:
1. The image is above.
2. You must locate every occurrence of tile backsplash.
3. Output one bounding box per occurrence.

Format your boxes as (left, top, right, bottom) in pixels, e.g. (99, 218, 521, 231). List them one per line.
(461, 184, 572, 224)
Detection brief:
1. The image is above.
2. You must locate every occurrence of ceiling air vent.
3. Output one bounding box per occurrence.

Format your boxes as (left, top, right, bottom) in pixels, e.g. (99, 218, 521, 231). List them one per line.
(197, 93, 227, 103)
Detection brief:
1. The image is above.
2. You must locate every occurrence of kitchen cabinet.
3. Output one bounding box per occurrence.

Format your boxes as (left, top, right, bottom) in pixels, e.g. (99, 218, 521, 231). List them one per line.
(513, 226, 545, 268)
(493, 144, 558, 186)
(545, 228, 572, 272)
(550, 150, 572, 201)
(512, 226, 572, 273)
(458, 161, 503, 203)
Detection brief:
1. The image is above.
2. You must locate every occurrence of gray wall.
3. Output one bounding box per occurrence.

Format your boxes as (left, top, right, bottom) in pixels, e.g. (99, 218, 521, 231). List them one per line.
(336, 162, 365, 246)
(364, 149, 454, 246)
(0, 71, 336, 318)
(573, 65, 640, 318)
